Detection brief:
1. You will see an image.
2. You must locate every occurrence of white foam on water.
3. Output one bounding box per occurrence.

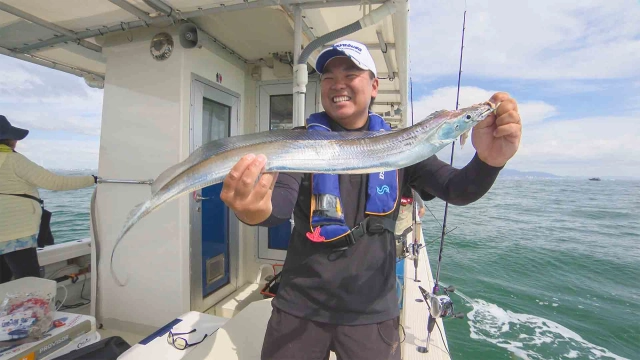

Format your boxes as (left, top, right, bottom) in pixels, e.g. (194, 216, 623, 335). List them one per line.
(466, 299, 629, 360)
(567, 350, 580, 358)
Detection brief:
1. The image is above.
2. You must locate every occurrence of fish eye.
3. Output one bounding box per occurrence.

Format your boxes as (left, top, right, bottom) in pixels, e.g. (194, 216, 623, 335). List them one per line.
(466, 115, 471, 119)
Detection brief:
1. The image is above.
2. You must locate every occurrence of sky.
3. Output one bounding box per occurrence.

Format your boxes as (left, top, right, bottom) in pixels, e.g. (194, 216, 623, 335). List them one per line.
(1, 0, 639, 177)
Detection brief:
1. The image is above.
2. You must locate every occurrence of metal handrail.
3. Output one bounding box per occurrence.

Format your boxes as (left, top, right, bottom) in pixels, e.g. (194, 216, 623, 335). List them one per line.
(96, 178, 153, 185)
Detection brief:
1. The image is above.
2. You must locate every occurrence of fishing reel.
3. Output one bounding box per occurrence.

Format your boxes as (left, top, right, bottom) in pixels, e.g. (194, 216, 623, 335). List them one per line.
(418, 285, 465, 320)
(416, 284, 464, 354)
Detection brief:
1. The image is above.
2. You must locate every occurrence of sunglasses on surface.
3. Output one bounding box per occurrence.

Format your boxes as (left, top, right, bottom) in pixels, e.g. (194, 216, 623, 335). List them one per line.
(167, 328, 208, 350)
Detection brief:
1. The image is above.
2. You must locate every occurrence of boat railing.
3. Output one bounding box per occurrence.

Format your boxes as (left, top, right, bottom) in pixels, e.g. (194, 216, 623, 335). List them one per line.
(96, 178, 153, 185)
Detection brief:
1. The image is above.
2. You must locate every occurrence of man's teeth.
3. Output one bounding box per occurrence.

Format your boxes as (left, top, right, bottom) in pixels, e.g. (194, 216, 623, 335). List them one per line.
(333, 96, 351, 103)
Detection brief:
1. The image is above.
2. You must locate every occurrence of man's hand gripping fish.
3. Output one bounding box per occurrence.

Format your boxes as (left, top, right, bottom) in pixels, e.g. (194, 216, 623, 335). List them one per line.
(110, 102, 497, 285)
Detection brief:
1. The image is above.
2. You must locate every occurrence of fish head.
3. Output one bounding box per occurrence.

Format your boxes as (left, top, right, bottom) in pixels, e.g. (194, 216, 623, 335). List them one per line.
(436, 102, 494, 143)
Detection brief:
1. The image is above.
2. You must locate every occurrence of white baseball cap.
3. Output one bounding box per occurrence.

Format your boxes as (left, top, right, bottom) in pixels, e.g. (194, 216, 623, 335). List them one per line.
(315, 40, 377, 77)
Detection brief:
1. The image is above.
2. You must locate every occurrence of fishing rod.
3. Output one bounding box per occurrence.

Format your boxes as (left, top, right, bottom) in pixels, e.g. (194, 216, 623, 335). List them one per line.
(418, 9, 468, 354)
(436, 5, 466, 299)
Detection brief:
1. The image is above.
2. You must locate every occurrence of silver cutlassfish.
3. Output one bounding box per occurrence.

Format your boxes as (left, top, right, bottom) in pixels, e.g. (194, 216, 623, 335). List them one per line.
(110, 102, 496, 285)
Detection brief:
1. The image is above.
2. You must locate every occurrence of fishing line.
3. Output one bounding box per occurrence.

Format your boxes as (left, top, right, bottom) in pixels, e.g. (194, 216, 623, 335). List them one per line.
(425, 226, 458, 245)
(433, 7, 467, 295)
(424, 204, 443, 228)
(435, 321, 450, 354)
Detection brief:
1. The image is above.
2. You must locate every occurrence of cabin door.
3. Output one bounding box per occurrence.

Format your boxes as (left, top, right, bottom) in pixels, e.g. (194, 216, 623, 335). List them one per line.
(256, 80, 318, 261)
(190, 76, 240, 311)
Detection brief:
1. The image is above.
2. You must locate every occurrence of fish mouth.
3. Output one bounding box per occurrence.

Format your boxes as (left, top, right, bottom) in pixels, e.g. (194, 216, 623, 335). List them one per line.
(478, 106, 494, 119)
(463, 102, 495, 124)
(477, 101, 497, 120)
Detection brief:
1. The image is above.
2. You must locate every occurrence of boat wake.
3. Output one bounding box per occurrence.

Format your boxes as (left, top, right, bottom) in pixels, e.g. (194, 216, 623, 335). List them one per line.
(463, 297, 628, 360)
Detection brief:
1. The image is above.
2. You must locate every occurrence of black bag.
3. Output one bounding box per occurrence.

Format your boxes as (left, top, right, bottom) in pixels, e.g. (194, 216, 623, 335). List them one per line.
(37, 207, 54, 247)
(0, 193, 55, 247)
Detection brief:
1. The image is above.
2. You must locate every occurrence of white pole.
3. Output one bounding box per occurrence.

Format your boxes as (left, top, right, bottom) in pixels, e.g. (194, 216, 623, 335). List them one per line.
(292, 5, 307, 127)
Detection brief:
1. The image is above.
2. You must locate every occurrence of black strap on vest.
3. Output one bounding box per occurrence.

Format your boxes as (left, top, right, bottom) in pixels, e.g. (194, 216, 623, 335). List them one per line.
(331, 216, 397, 251)
(0, 193, 44, 207)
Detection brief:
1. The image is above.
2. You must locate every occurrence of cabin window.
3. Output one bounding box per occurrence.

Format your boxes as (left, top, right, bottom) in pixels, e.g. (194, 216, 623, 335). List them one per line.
(267, 94, 294, 250)
(269, 95, 294, 130)
(257, 80, 318, 261)
(202, 98, 230, 141)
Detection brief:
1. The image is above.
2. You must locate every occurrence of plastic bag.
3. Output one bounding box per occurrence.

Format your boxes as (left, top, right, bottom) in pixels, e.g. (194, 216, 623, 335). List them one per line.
(0, 291, 55, 343)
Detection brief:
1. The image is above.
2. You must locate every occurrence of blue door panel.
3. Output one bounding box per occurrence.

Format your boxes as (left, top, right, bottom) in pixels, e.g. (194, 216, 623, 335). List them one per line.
(201, 182, 229, 296)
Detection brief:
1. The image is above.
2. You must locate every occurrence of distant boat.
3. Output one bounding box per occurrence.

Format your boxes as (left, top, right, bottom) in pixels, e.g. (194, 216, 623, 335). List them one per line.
(589, 177, 601, 181)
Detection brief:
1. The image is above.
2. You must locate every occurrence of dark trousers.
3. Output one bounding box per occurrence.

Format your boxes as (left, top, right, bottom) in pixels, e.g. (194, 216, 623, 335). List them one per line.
(0, 247, 41, 283)
(261, 306, 402, 360)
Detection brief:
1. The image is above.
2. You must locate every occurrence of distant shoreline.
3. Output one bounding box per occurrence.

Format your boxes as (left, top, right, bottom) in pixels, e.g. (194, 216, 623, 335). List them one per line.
(46, 168, 639, 181)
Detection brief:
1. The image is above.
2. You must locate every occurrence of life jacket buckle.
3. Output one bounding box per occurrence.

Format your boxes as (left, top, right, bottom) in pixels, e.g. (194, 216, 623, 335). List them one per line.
(347, 221, 367, 245)
(367, 222, 386, 234)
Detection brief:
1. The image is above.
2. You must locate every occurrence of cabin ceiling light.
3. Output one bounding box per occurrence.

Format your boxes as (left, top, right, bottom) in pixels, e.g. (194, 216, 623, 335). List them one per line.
(150, 32, 174, 61)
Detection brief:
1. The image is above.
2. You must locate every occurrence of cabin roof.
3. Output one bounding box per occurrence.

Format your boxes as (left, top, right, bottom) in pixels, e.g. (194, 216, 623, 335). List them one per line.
(0, 0, 409, 126)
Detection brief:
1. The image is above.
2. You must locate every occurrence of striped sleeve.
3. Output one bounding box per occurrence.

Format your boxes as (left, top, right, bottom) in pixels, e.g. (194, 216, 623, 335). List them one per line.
(13, 153, 95, 191)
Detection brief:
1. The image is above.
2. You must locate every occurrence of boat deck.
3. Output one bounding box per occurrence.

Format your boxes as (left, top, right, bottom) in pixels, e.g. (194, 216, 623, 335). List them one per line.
(68, 221, 451, 360)
(400, 225, 451, 360)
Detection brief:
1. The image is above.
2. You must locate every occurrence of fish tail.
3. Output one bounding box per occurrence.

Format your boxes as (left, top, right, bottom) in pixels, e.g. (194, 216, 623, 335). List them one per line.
(110, 200, 152, 287)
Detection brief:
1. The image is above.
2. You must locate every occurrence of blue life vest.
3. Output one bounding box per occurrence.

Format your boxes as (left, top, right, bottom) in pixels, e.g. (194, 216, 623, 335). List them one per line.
(305, 112, 398, 244)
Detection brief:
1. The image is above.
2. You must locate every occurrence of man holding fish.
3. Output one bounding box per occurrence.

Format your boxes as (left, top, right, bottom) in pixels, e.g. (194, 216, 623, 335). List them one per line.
(220, 40, 522, 360)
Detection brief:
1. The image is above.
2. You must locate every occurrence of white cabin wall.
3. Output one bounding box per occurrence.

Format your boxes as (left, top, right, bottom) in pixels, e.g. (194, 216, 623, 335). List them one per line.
(260, 66, 285, 82)
(96, 23, 273, 330)
(95, 19, 327, 327)
(97, 26, 187, 331)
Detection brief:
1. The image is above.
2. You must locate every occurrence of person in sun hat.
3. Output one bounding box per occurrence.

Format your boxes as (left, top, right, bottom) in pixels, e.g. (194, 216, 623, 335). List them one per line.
(220, 40, 523, 359)
(0, 115, 98, 283)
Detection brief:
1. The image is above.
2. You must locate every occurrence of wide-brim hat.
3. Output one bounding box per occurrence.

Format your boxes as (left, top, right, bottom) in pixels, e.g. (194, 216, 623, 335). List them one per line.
(0, 115, 29, 141)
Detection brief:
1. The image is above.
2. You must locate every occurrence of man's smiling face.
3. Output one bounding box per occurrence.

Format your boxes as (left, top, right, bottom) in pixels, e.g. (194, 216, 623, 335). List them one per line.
(320, 57, 379, 129)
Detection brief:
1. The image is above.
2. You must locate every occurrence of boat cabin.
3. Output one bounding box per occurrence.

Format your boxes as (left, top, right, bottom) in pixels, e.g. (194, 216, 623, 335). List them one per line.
(0, 1, 451, 359)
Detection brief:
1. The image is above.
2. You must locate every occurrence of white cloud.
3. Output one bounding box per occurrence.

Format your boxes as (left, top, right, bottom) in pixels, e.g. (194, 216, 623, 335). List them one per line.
(493, 115, 640, 177)
(16, 139, 99, 170)
(3, 91, 104, 136)
(414, 86, 640, 177)
(627, 95, 640, 114)
(0, 67, 43, 91)
(0, 56, 103, 136)
(410, 0, 640, 80)
(412, 86, 557, 125)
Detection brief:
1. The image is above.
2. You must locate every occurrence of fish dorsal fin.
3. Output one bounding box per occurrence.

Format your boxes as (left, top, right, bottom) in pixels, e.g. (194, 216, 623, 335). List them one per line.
(421, 109, 450, 122)
(150, 130, 389, 195)
(420, 110, 449, 123)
